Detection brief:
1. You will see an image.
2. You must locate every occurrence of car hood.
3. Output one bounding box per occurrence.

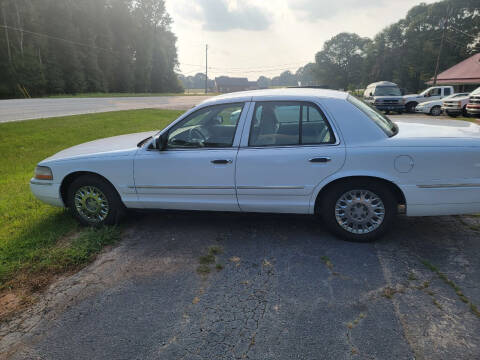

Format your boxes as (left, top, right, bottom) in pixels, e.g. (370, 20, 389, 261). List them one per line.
(403, 94, 422, 100)
(391, 118, 480, 144)
(443, 96, 470, 102)
(42, 131, 157, 162)
(417, 99, 441, 107)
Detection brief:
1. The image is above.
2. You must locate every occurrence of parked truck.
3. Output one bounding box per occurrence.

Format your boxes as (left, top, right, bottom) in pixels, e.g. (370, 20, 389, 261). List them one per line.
(363, 81, 405, 114)
(466, 87, 480, 117)
(403, 85, 454, 113)
(442, 91, 473, 117)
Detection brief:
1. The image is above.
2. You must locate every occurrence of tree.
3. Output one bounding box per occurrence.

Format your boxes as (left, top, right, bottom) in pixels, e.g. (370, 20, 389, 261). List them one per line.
(314, 33, 371, 90)
(0, 0, 182, 98)
(257, 76, 271, 88)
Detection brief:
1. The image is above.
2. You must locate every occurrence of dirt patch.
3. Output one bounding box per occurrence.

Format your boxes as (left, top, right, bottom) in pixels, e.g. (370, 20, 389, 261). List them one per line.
(0, 294, 23, 319)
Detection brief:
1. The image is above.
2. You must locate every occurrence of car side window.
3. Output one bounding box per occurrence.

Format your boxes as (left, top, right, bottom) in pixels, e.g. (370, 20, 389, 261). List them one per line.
(444, 88, 451, 96)
(167, 103, 244, 149)
(249, 101, 335, 147)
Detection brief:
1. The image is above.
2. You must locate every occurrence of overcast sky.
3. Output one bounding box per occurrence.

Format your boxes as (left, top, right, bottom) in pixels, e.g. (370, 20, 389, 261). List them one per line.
(165, 0, 438, 80)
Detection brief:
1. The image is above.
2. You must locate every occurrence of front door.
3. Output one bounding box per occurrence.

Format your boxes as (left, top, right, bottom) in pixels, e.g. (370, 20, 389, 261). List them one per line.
(133, 102, 248, 211)
(236, 101, 346, 213)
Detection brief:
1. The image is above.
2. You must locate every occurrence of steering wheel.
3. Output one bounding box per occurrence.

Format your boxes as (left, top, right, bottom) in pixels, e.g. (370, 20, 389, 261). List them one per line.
(187, 127, 206, 146)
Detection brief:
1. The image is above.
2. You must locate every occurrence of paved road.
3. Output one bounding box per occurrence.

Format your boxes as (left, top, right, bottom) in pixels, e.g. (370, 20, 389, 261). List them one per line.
(0, 96, 211, 123)
(2, 212, 480, 359)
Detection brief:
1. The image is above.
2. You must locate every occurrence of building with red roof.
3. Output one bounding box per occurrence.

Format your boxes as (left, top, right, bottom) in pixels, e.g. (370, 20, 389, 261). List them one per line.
(428, 53, 480, 90)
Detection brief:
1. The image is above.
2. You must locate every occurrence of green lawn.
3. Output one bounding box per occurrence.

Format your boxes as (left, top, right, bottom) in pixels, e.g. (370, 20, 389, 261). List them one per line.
(0, 109, 182, 289)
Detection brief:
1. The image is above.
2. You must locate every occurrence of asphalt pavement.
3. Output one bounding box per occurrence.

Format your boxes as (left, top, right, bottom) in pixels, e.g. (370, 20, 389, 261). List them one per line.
(0, 96, 211, 123)
(2, 212, 479, 359)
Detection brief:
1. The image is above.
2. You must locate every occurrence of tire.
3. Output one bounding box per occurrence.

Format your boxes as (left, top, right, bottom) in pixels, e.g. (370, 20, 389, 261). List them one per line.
(406, 102, 417, 113)
(462, 106, 469, 117)
(384, 110, 390, 115)
(396, 110, 403, 115)
(447, 112, 457, 118)
(318, 180, 397, 242)
(67, 175, 125, 226)
(430, 106, 442, 116)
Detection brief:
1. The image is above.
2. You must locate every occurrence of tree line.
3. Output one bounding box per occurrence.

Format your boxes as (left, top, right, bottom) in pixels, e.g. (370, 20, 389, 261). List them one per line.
(257, 0, 480, 93)
(0, 0, 182, 99)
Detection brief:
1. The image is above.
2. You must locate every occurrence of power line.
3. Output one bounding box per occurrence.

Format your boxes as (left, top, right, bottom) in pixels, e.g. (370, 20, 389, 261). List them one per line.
(0, 24, 114, 53)
(449, 25, 479, 39)
(179, 61, 309, 72)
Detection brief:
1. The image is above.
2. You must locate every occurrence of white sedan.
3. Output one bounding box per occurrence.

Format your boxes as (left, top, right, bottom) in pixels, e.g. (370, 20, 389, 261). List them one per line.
(31, 89, 480, 242)
(415, 93, 470, 116)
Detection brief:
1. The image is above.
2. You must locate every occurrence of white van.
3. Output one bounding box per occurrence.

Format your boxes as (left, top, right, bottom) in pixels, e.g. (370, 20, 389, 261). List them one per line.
(363, 81, 405, 114)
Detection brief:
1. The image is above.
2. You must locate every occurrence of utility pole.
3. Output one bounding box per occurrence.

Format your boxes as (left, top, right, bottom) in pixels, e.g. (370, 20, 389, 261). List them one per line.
(2, 5, 12, 63)
(205, 44, 208, 94)
(433, 6, 449, 85)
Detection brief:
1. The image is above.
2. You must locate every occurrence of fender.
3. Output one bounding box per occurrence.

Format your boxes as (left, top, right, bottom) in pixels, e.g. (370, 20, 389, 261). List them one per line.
(308, 170, 403, 214)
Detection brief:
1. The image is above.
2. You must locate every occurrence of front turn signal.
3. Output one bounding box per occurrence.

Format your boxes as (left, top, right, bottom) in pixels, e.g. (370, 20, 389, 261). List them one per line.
(34, 166, 53, 180)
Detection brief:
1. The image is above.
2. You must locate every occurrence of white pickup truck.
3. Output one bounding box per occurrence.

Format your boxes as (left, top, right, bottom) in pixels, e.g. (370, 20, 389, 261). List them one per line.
(404, 86, 455, 113)
(442, 92, 472, 117)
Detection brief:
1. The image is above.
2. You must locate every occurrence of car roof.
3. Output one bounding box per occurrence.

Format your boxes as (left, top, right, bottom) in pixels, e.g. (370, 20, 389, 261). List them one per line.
(199, 88, 349, 106)
(366, 81, 398, 87)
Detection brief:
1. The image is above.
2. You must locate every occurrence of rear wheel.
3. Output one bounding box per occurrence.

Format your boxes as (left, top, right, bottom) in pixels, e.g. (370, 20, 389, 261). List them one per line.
(67, 175, 124, 226)
(430, 106, 442, 116)
(318, 181, 397, 242)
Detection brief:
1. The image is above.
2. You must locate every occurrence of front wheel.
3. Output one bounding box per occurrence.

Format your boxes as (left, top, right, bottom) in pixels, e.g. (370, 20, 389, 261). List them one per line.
(319, 181, 397, 242)
(67, 175, 125, 226)
(406, 102, 417, 113)
(430, 106, 442, 116)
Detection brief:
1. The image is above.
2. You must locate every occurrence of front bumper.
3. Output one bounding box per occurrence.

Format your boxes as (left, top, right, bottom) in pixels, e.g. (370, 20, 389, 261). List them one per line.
(466, 104, 480, 115)
(374, 104, 405, 111)
(442, 107, 462, 115)
(30, 179, 64, 207)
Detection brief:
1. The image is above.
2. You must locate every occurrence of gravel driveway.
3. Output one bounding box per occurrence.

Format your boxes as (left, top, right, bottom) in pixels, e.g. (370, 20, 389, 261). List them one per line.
(2, 212, 479, 359)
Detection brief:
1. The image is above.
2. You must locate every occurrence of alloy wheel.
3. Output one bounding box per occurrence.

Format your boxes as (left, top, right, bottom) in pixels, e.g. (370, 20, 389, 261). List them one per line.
(334, 189, 385, 234)
(74, 186, 110, 223)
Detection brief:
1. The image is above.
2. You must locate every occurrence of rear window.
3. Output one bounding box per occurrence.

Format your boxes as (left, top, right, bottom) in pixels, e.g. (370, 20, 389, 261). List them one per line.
(348, 96, 397, 137)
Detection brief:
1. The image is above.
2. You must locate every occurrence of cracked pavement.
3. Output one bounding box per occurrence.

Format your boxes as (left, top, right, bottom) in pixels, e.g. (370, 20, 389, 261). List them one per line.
(1, 212, 480, 359)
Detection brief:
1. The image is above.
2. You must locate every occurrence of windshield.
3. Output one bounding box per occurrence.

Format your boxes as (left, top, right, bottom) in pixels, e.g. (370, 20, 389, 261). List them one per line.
(348, 95, 397, 137)
(374, 86, 401, 96)
(471, 87, 480, 95)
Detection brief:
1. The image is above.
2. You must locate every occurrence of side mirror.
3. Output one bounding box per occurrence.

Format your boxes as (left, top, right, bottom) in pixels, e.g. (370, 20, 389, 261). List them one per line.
(156, 133, 168, 150)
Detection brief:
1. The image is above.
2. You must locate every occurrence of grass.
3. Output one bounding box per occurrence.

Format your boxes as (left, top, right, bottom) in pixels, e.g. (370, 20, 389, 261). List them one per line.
(420, 259, 479, 317)
(0, 108, 182, 290)
(197, 246, 224, 274)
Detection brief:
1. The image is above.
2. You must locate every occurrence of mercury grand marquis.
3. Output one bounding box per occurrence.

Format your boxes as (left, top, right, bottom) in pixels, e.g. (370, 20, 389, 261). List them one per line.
(31, 89, 480, 241)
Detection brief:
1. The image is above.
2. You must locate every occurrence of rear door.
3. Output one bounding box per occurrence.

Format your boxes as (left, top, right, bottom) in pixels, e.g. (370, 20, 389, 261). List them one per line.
(235, 100, 346, 214)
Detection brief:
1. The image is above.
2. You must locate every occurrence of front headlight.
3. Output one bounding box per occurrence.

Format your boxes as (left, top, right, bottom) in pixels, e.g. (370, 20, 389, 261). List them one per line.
(34, 166, 53, 180)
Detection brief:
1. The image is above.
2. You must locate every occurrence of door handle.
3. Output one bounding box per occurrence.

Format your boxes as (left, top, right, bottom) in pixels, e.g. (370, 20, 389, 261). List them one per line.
(309, 157, 331, 163)
(211, 159, 232, 164)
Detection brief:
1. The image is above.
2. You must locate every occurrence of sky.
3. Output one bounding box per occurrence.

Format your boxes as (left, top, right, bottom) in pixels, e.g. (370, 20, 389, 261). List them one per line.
(165, 0, 438, 80)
